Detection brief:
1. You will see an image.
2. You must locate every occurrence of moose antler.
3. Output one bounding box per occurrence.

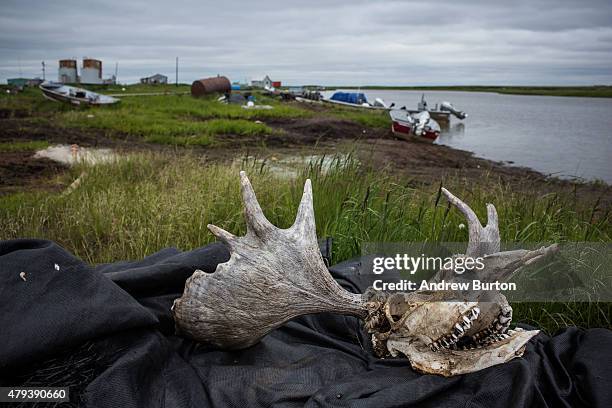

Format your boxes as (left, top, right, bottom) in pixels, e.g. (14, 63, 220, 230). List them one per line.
(173, 173, 557, 376)
(441, 187, 500, 257)
(430, 188, 558, 283)
(172, 172, 367, 349)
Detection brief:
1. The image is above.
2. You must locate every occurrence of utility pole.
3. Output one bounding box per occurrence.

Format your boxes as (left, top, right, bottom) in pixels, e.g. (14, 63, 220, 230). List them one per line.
(42, 61, 45, 80)
(114, 62, 118, 84)
(176, 57, 179, 87)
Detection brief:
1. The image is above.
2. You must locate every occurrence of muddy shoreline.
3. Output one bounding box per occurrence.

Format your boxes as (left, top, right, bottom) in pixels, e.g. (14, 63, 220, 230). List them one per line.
(1, 115, 609, 206)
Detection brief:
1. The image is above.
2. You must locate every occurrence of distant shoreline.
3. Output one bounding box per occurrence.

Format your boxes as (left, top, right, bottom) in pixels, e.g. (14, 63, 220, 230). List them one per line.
(322, 85, 612, 98)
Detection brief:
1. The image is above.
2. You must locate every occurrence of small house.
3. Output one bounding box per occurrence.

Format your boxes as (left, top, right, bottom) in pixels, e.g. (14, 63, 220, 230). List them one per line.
(7, 78, 43, 88)
(141, 74, 168, 84)
(251, 75, 274, 89)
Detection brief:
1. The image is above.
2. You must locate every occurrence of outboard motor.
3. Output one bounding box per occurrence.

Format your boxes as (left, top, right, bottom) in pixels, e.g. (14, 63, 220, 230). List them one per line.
(440, 101, 468, 120)
(417, 93, 428, 111)
(412, 111, 431, 136)
(374, 97, 388, 108)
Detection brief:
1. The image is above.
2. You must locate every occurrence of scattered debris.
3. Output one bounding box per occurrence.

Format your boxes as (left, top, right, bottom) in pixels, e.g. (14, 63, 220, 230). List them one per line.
(71, 144, 79, 160)
(54, 263, 60, 271)
(34, 145, 116, 166)
(19, 272, 27, 281)
(218, 93, 247, 105)
(62, 172, 87, 196)
(241, 101, 273, 110)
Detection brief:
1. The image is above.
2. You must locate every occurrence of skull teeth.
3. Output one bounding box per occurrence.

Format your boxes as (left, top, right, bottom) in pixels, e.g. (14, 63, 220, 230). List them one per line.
(430, 307, 517, 353)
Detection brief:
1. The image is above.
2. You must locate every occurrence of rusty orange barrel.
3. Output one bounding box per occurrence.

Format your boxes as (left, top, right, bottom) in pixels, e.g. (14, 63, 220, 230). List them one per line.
(191, 76, 231, 97)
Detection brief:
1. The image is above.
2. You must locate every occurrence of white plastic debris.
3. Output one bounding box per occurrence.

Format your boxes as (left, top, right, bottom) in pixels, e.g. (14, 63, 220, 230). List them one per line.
(34, 145, 116, 166)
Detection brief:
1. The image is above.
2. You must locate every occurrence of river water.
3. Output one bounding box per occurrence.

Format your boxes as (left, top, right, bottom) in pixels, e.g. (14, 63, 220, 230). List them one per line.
(326, 90, 612, 183)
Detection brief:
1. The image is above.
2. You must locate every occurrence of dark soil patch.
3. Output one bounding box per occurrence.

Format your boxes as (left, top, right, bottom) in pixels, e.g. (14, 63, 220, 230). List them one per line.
(0, 119, 140, 148)
(1, 110, 609, 207)
(355, 138, 611, 207)
(0, 119, 149, 194)
(0, 108, 30, 119)
(0, 151, 67, 194)
(267, 116, 386, 144)
(212, 116, 386, 148)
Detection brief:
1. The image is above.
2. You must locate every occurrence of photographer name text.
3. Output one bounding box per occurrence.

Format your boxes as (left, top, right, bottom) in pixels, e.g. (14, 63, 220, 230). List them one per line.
(372, 279, 516, 292)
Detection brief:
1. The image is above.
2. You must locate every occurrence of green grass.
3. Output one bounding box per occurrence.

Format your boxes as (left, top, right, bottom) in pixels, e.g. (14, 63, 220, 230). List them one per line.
(0, 152, 609, 333)
(0, 86, 313, 145)
(89, 83, 192, 94)
(325, 105, 391, 128)
(0, 140, 49, 152)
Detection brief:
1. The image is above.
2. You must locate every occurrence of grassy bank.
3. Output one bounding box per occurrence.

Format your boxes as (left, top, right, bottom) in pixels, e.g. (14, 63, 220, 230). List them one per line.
(329, 85, 612, 98)
(0, 152, 609, 333)
(1, 86, 315, 146)
(1, 86, 394, 147)
(325, 105, 391, 128)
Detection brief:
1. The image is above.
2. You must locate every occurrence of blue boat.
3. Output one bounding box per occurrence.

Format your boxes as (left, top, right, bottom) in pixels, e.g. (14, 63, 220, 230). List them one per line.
(323, 91, 390, 110)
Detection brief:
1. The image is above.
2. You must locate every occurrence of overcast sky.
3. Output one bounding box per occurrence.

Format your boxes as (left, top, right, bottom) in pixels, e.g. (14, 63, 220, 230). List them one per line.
(1, 0, 611, 85)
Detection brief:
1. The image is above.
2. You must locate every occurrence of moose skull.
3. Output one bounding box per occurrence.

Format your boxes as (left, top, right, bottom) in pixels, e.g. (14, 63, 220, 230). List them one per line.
(172, 173, 557, 376)
(363, 288, 540, 376)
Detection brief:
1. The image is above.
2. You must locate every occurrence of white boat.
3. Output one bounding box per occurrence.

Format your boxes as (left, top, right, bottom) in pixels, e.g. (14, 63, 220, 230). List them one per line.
(402, 94, 467, 124)
(40, 82, 119, 106)
(390, 109, 441, 142)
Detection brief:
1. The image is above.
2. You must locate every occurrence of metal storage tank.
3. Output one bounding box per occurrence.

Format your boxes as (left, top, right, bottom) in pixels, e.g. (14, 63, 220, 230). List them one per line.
(191, 76, 231, 97)
(58, 59, 77, 83)
(81, 58, 103, 84)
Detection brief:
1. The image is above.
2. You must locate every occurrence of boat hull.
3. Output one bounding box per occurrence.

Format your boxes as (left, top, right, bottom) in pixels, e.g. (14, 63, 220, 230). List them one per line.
(391, 120, 438, 142)
(390, 109, 440, 142)
(41, 88, 82, 105)
(405, 109, 450, 124)
(39, 83, 119, 106)
(322, 98, 389, 110)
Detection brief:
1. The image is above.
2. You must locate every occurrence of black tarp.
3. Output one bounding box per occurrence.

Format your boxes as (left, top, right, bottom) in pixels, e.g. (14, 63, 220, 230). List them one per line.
(1, 239, 611, 407)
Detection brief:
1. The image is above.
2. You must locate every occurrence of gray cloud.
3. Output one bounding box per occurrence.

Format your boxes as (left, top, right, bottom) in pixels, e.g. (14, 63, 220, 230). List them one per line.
(1, 0, 611, 85)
